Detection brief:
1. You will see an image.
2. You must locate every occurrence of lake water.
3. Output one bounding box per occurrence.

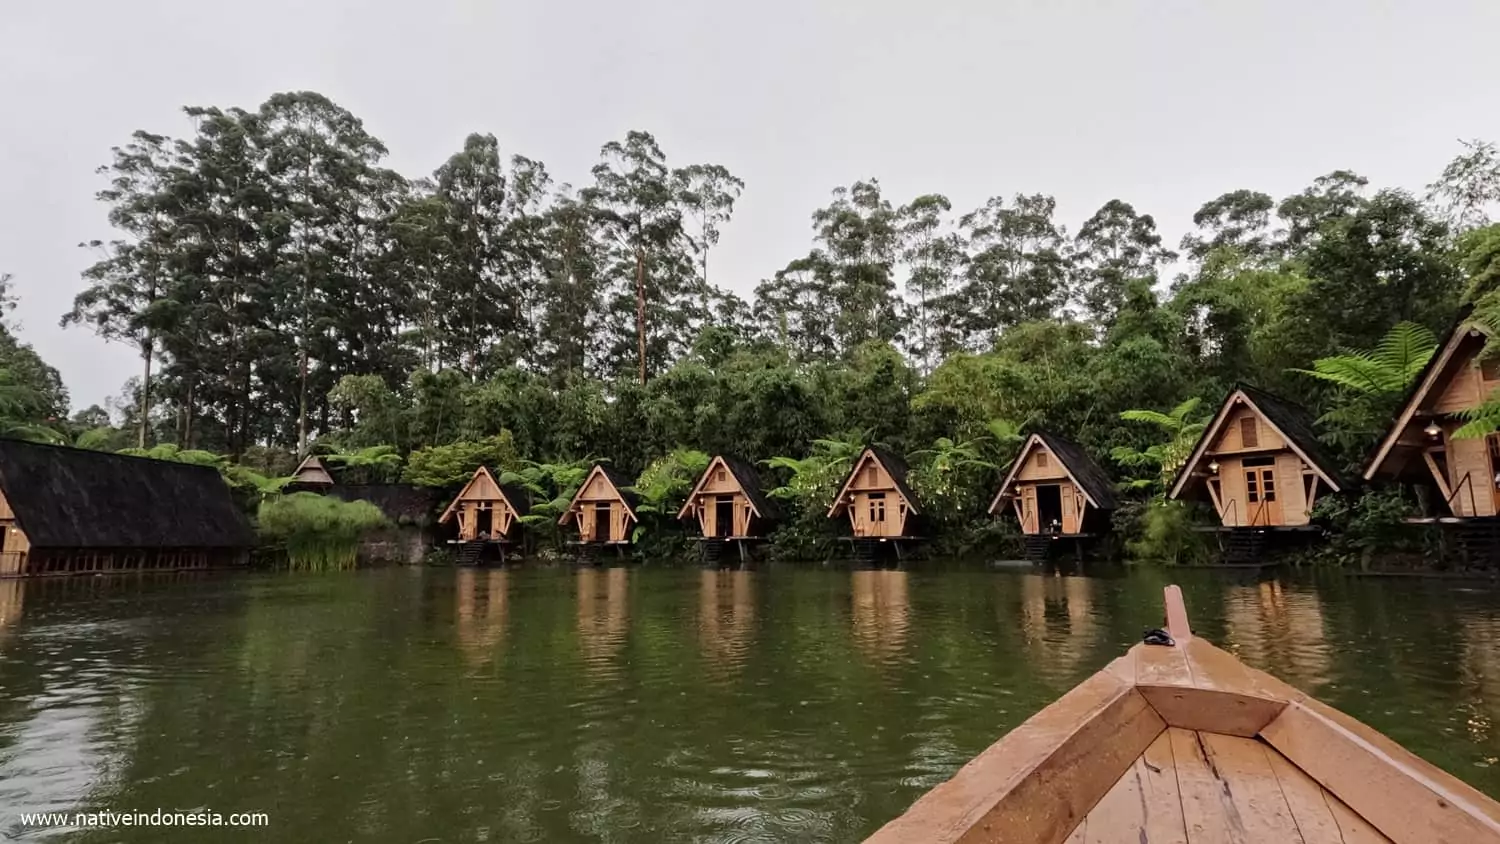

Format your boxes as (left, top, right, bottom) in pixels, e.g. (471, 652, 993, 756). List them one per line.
(1, 564, 1499, 842)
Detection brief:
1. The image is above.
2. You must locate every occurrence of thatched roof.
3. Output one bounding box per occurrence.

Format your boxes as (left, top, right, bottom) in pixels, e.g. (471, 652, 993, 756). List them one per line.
(0, 440, 255, 549)
(328, 484, 445, 525)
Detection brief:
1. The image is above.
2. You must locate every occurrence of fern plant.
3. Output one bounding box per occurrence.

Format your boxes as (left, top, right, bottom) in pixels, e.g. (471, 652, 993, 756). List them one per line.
(1290, 321, 1438, 449)
(1111, 398, 1209, 495)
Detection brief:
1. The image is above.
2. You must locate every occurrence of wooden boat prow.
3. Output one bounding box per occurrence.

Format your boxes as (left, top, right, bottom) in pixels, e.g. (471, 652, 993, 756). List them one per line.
(867, 585, 1500, 844)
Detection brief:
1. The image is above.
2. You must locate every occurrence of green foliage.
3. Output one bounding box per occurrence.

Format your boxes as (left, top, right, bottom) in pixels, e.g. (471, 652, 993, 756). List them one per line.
(1122, 500, 1213, 565)
(1111, 398, 1208, 494)
(1291, 322, 1438, 452)
(1307, 488, 1423, 570)
(402, 433, 520, 487)
(257, 493, 389, 571)
(321, 444, 403, 484)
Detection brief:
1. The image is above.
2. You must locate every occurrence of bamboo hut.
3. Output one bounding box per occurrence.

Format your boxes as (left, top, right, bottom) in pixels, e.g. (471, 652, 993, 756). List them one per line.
(989, 432, 1118, 560)
(1363, 312, 1500, 562)
(287, 455, 336, 492)
(1169, 385, 1348, 561)
(437, 466, 531, 565)
(827, 447, 921, 561)
(677, 455, 778, 564)
(0, 440, 255, 577)
(558, 464, 639, 551)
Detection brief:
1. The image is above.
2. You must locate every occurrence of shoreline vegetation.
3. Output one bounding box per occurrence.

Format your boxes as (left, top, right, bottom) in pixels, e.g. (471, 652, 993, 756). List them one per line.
(0, 91, 1495, 569)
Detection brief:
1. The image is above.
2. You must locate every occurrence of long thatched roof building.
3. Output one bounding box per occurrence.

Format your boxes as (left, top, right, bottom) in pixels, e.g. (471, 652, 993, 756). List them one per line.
(0, 440, 255, 577)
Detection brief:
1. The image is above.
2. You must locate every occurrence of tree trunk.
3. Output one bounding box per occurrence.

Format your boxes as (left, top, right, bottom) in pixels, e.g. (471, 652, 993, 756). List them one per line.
(635, 246, 647, 385)
(137, 336, 152, 449)
(298, 256, 311, 457)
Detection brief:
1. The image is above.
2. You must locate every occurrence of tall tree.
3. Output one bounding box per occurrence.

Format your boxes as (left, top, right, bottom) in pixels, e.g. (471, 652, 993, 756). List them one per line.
(958, 193, 1071, 346)
(1180, 189, 1277, 261)
(1428, 139, 1500, 231)
(811, 180, 901, 352)
(896, 194, 963, 371)
(1073, 199, 1175, 330)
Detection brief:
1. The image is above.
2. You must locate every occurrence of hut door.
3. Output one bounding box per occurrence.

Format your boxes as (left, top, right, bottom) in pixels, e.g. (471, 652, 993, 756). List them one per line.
(594, 504, 614, 542)
(579, 504, 595, 541)
(714, 497, 735, 537)
(1242, 458, 1282, 526)
(1020, 486, 1039, 533)
(1060, 483, 1078, 534)
(867, 493, 890, 536)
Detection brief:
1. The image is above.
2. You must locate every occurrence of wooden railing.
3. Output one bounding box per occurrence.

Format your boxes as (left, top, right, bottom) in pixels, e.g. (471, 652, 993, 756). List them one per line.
(1448, 470, 1478, 517)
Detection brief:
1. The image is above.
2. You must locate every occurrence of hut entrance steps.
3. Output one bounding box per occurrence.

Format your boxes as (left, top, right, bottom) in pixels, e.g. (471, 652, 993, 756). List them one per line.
(1221, 527, 1271, 564)
(1023, 534, 1054, 562)
(1451, 517, 1500, 568)
(699, 538, 727, 567)
(458, 540, 485, 567)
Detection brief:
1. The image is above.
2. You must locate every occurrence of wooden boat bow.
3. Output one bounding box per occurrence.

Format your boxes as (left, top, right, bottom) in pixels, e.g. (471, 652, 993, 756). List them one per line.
(865, 585, 1500, 844)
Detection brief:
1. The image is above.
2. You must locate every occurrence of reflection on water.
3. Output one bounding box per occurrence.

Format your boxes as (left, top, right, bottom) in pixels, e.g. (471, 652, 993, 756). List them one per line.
(576, 567, 630, 680)
(1222, 580, 1331, 687)
(1015, 573, 1098, 680)
(851, 569, 909, 665)
(455, 568, 508, 667)
(0, 567, 1499, 842)
(698, 570, 755, 675)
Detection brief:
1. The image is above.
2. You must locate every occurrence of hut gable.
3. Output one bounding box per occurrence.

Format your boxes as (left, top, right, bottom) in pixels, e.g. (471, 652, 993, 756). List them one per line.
(1169, 385, 1347, 528)
(676, 456, 778, 539)
(558, 464, 639, 544)
(827, 447, 920, 538)
(437, 467, 530, 540)
(1363, 313, 1500, 517)
(0, 440, 255, 549)
(989, 433, 1118, 515)
(290, 455, 336, 488)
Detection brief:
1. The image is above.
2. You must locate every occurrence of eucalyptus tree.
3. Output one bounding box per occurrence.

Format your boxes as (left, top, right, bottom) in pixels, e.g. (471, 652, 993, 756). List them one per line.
(957, 193, 1072, 347)
(1276, 170, 1369, 253)
(810, 180, 901, 353)
(1428, 139, 1500, 231)
(1072, 199, 1175, 331)
(1180, 189, 1277, 262)
(257, 91, 390, 454)
(896, 193, 963, 371)
(65, 131, 182, 447)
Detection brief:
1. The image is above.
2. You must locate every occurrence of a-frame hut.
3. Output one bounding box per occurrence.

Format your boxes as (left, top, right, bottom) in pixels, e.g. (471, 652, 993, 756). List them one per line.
(678, 456, 777, 538)
(1169, 385, 1348, 533)
(989, 432, 1117, 559)
(438, 466, 531, 563)
(677, 456, 777, 563)
(1364, 313, 1500, 519)
(558, 464, 639, 547)
(287, 455, 336, 492)
(0, 440, 255, 577)
(827, 447, 921, 540)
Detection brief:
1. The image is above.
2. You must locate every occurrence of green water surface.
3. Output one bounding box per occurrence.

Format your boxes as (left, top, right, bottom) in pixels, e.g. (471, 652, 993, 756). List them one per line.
(1, 564, 1498, 842)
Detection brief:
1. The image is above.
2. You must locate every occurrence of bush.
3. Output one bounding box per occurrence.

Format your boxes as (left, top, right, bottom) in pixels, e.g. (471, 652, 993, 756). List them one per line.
(257, 493, 389, 571)
(1305, 487, 1427, 569)
(1121, 499, 1215, 565)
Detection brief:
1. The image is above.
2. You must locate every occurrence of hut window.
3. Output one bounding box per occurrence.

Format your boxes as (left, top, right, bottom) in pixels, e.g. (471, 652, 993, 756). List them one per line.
(1245, 471, 1260, 502)
(1239, 417, 1258, 448)
(864, 464, 878, 486)
(868, 492, 887, 523)
(715, 467, 727, 483)
(1483, 355, 1500, 382)
(1035, 452, 1049, 468)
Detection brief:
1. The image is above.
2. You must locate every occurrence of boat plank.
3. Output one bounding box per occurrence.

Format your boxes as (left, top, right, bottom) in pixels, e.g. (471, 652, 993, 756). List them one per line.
(1182, 637, 1290, 700)
(864, 672, 1165, 844)
(1137, 684, 1286, 738)
(1324, 789, 1394, 844)
(1136, 640, 1194, 688)
(1164, 584, 1193, 640)
(1262, 701, 1500, 844)
(1264, 747, 1344, 843)
(1079, 730, 1187, 844)
(1170, 727, 1306, 844)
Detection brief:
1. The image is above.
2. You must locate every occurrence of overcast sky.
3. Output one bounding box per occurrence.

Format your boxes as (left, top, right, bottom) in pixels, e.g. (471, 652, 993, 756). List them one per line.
(3, 0, 1499, 412)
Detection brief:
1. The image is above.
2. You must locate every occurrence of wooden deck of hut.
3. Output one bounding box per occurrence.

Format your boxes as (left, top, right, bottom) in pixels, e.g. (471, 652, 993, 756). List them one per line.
(989, 432, 1118, 561)
(677, 455, 778, 565)
(558, 464, 639, 559)
(827, 446, 922, 563)
(1170, 384, 1349, 563)
(1364, 311, 1500, 563)
(438, 466, 531, 565)
(0, 439, 255, 577)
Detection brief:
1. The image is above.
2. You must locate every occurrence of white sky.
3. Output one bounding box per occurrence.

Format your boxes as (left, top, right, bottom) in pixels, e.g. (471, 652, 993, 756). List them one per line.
(3, 0, 1499, 411)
